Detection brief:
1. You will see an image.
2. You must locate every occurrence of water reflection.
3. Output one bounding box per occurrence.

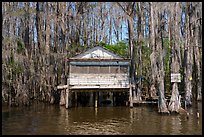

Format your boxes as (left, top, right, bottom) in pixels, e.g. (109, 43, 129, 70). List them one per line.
(2, 102, 202, 135)
(171, 116, 182, 135)
(95, 107, 98, 116)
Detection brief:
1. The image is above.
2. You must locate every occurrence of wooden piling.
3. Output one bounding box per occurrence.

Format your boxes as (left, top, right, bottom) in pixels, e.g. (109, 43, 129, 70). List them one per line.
(133, 85, 136, 100)
(75, 91, 78, 107)
(89, 92, 93, 107)
(110, 91, 113, 106)
(197, 112, 200, 118)
(113, 92, 115, 106)
(129, 84, 133, 108)
(65, 88, 69, 108)
(95, 91, 98, 108)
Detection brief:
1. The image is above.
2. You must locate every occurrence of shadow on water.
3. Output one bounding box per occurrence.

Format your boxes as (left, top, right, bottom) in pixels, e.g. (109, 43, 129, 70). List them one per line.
(2, 101, 202, 135)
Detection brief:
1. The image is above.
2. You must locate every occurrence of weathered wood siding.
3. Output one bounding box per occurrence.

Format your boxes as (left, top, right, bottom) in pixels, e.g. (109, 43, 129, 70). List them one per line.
(68, 46, 130, 90)
(69, 64, 130, 89)
(69, 74, 129, 88)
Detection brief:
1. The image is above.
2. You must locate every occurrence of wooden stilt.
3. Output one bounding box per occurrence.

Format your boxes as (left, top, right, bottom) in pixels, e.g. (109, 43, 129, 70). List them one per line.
(95, 91, 98, 108)
(65, 88, 69, 109)
(89, 92, 93, 107)
(112, 92, 115, 106)
(129, 84, 133, 108)
(133, 85, 136, 100)
(75, 91, 78, 107)
(110, 91, 113, 106)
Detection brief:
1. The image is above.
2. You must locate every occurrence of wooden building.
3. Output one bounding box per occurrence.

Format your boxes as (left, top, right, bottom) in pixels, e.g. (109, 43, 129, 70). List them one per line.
(58, 46, 131, 108)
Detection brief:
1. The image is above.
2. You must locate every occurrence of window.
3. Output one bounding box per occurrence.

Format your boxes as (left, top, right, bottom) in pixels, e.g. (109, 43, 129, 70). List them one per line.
(120, 66, 128, 73)
(70, 65, 88, 73)
(99, 66, 109, 73)
(88, 66, 99, 73)
(110, 66, 119, 73)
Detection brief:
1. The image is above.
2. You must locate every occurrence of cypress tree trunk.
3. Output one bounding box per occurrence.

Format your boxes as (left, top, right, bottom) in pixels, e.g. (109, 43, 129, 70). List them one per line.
(135, 2, 143, 102)
(168, 2, 181, 113)
(127, 16, 134, 107)
(156, 6, 169, 114)
(184, 2, 193, 107)
(149, 2, 157, 100)
(193, 3, 202, 101)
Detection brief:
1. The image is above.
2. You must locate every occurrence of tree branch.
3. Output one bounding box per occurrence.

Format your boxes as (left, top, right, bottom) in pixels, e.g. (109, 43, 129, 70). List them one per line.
(117, 2, 131, 17)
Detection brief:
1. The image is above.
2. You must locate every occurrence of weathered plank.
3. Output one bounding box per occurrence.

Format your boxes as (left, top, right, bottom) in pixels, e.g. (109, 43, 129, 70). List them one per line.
(57, 85, 69, 89)
(171, 73, 181, 82)
(70, 85, 129, 89)
(71, 85, 100, 89)
(129, 84, 133, 108)
(69, 74, 129, 87)
(65, 88, 69, 108)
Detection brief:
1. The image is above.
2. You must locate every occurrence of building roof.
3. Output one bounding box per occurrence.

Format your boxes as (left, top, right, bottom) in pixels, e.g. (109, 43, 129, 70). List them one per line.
(70, 46, 123, 60)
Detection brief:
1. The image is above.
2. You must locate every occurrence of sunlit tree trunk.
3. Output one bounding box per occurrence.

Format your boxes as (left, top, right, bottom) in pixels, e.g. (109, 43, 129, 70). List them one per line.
(45, 2, 50, 54)
(149, 2, 157, 99)
(151, 3, 169, 113)
(168, 2, 181, 113)
(24, 2, 30, 58)
(192, 2, 202, 101)
(135, 2, 143, 101)
(36, 2, 43, 54)
(109, 13, 112, 45)
(184, 2, 193, 107)
(117, 2, 136, 107)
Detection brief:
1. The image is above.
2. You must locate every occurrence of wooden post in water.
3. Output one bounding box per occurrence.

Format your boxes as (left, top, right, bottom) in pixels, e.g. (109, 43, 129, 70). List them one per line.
(66, 59, 70, 109)
(129, 84, 133, 108)
(65, 88, 69, 108)
(95, 91, 98, 108)
(65, 77, 70, 109)
(75, 91, 78, 107)
(110, 91, 113, 106)
(113, 92, 115, 106)
(89, 92, 93, 107)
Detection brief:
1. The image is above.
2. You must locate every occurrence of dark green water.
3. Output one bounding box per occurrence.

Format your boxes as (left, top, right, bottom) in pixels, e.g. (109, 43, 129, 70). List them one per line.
(2, 102, 202, 135)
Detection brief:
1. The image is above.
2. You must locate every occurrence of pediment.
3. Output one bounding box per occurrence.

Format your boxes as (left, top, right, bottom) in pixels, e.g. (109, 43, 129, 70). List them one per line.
(71, 46, 122, 59)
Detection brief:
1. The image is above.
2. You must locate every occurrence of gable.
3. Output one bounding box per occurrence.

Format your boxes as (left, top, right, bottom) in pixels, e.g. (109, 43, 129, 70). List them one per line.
(71, 46, 123, 59)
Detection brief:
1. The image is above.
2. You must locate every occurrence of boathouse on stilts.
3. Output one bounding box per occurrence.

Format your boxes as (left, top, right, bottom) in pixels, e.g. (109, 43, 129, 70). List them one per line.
(57, 46, 132, 108)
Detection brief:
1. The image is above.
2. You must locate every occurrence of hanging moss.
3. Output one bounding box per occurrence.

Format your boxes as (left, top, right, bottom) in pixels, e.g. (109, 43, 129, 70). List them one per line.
(9, 51, 15, 66)
(17, 39, 25, 54)
(13, 63, 23, 76)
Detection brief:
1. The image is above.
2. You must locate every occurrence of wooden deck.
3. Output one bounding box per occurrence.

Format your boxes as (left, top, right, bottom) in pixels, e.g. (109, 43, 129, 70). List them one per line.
(57, 85, 129, 90)
(70, 85, 129, 89)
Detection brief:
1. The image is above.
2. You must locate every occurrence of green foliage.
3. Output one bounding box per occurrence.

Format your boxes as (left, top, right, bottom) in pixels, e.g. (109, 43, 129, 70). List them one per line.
(13, 63, 23, 76)
(68, 43, 88, 57)
(17, 39, 25, 54)
(7, 61, 23, 80)
(179, 65, 184, 81)
(87, 3, 97, 9)
(6, 50, 24, 80)
(179, 40, 185, 79)
(139, 40, 152, 77)
(100, 41, 129, 58)
(9, 51, 15, 66)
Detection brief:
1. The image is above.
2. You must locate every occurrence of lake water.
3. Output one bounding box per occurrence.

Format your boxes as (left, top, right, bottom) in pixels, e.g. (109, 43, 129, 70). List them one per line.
(2, 101, 202, 135)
